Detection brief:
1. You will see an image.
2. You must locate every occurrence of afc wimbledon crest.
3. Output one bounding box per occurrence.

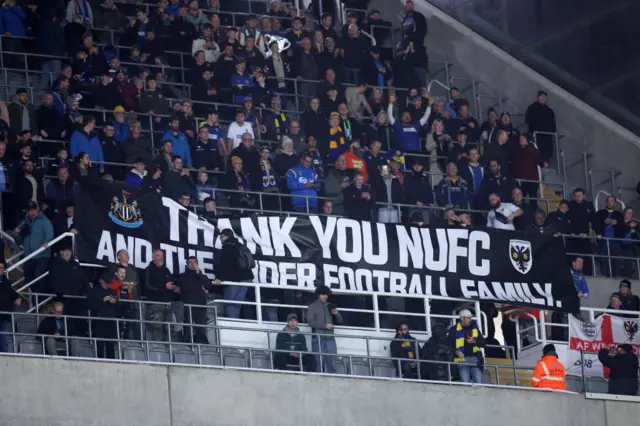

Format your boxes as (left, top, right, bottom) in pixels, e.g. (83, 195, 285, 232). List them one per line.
(108, 190, 143, 228)
(509, 239, 532, 275)
(624, 320, 638, 341)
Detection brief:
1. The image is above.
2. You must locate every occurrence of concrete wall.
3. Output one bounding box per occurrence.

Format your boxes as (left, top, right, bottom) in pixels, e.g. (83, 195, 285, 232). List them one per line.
(1, 355, 638, 426)
(371, 0, 640, 200)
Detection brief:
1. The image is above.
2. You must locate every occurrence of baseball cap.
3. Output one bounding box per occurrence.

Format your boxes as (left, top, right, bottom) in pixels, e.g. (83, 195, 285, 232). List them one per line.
(286, 313, 298, 321)
(620, 279, 632, 289)
(459, 309, 473, 318)
(113, 105, 125, 113)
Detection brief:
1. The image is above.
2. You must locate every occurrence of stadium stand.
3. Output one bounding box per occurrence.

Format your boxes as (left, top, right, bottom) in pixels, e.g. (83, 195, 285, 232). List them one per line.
(0, 2, 639, 423)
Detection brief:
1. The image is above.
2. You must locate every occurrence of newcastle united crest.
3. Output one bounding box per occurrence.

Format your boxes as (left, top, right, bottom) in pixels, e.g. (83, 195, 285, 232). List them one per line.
(108, 191, 143, 229)
(509, 239, 532, 275)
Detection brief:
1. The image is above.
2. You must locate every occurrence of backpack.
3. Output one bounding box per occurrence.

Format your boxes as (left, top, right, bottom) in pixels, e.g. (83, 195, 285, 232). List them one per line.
(236, 242, 255, 271)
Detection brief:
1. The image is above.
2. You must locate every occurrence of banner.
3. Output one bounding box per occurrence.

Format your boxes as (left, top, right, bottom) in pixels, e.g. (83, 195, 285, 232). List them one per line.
(75, 185, 579, 312)
(567, 314, 640, 377)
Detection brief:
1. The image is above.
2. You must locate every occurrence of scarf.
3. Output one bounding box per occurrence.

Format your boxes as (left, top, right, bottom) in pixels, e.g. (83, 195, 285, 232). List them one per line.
(235, 170, 250, 191)
(341, 119, 352, 141)
(260, 160, 278, 190)
(454, 322, 480, 361)
(272, 111, 288, 141)
(74, 0, 90, 24)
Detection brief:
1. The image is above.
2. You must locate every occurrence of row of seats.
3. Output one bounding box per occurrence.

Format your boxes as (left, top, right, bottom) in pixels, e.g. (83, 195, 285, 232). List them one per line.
(10, 335, 398, 378)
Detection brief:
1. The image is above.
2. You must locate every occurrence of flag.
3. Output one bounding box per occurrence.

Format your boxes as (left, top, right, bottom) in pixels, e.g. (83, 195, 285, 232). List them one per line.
(567, 314, 640, 377)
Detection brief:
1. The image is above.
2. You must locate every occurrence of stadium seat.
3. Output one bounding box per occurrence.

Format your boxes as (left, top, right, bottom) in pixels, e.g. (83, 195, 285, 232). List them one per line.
(566, 375, 584, 393)
(250, 350, 272, 370)
(372, 359, 396, 378)
(19, 338, 43, 355)
(223, 348, 248, 368)
(17, 317, 37, 334)
(75, 341, 96, 358)
(173, 347, 197, 365)
(348, 357, 371, 376)
(334, 357, 348, 375)
(199, 350, 222, 366)
(148, 345, 171, 363)
(122, 343, 147, 362)
(585, 377, 608, 394)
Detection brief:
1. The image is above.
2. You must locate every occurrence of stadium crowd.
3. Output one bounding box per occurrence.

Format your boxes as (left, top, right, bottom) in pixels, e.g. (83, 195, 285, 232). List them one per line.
(0, 0, 637, 392)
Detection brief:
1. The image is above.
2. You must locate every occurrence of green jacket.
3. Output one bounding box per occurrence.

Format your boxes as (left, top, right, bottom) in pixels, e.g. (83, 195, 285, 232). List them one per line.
(17, 212, 54, 259)
(275, 326, 308, 353)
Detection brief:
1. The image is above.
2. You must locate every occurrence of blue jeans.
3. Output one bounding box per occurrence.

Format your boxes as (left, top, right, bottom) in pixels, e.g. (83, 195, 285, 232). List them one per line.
(457, 355, 483, 384)
(39, 59, 62, 90)
(312, 335, 337, 373)
(223, 284, 248, 319)
(0, 320, 11, 352)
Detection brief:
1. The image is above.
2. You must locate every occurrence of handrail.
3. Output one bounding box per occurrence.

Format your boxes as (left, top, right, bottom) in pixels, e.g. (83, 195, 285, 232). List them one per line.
(427, 79, 450, 94)
(6, 232, 74, 278)
(594, 190, 626, 211)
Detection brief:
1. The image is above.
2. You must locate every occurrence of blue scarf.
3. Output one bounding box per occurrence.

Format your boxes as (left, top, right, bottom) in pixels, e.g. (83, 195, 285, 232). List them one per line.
(374, 59, 385, 88)
(74, 0, 91, 24)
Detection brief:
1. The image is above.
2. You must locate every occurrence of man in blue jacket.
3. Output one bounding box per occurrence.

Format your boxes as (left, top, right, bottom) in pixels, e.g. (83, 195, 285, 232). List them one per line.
(70, 116, 104, 170)
(287, 152, 321, 213)
(14, 201, 53, 297)
(387, 92, 433, 153)
(162, 116, 192, 166)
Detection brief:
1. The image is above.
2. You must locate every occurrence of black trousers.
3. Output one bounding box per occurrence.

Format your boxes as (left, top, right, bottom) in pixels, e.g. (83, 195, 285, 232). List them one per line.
(183, 306, 209, 344)
(274, 353, 316, 372)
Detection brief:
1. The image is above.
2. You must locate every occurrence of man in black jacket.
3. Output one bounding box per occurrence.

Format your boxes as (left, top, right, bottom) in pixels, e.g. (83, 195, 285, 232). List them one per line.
(178, 256, 213, 344)
(404, 159, 434, 223)
(214, 229, 253, 319)
(88, 279, 119, 359)
(390, 322, 419, 379)
(593, 195, 625, 277)
(567, 188, 596, 274)
(598, 344, 639, 396)
(163, 156, 197, 202)
(546, 200, 572, 235)
(618, 279, 640, 312)
(0, 262, 22, 353)
(525, 90, 556, 163)
(144, 249, 178, 341)
(38, 301, 77, 355)
(50, 246, 88, 325)
(478, 160, 519, 209)
(274, 313, 316, 372)
(344, 172, 375, 221)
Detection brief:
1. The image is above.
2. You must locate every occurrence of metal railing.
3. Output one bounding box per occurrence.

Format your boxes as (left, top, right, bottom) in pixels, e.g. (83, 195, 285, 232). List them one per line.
(0, 307, 545, 389)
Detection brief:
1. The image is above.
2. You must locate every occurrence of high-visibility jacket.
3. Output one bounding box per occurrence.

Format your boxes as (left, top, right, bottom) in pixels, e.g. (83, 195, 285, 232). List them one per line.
(531, 355, 566, 390)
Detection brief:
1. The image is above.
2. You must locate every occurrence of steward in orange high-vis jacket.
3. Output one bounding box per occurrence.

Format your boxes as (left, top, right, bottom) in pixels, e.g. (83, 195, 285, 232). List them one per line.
(532, 344, 566, 390)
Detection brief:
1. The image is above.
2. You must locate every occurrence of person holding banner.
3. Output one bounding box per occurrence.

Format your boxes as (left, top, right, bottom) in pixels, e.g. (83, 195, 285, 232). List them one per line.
(531, 344, 566, 390)
(598, 344, 639, 396)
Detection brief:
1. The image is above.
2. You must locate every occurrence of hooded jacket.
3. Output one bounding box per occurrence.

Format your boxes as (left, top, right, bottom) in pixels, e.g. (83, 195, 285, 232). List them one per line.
(215, 236, 254, 282)
(70, 129, 104, 165)
(161, 130, 192, 166)
(124, 168, 147, 187)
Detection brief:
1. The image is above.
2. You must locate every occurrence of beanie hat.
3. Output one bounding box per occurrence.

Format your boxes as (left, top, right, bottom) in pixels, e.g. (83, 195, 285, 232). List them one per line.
(543, 344, 556, 356)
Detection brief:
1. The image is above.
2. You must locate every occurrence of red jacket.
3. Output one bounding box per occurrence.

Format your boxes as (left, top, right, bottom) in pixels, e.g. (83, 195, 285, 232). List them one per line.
(512, 144, 542, 181)
(108, 278, 135, 300)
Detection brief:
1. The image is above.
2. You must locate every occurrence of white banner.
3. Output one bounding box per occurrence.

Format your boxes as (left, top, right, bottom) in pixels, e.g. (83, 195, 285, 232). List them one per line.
(567, 314, 640, 377)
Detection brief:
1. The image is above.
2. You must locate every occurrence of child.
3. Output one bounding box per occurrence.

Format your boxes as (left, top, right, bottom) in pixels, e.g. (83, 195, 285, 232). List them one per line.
(48, 148, 70, 176)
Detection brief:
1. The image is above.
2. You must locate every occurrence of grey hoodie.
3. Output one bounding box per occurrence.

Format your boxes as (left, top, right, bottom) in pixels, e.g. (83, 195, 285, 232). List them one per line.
(307, 299, 343, 335)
